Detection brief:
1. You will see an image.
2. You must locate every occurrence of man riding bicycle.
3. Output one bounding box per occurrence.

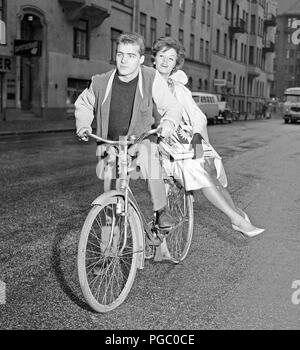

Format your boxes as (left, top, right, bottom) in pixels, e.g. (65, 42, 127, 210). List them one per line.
(74, 32, 182, 230)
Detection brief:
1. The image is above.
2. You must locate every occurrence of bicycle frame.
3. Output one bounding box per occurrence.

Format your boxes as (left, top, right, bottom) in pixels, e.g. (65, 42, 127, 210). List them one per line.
(87, 130, 160, 269)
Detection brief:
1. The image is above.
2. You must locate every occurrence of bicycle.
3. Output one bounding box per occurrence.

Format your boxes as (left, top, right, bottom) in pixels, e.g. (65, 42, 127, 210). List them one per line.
(77, 129, 194, 313)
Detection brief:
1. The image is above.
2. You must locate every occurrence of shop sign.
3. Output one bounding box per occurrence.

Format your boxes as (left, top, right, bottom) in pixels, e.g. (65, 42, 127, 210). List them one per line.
(292, 20, 300, 45)
(0, 55, 14, 73)
(214, 79, 227, 87)
(14, 40, 42, 56)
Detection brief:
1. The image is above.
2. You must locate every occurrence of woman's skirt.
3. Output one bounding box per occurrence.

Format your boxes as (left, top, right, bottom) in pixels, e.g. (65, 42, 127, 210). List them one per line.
(161, 151, 228, 191)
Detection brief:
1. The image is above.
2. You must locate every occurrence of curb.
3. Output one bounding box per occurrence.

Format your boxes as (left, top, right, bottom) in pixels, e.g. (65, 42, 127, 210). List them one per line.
(0, 128, 75, 136)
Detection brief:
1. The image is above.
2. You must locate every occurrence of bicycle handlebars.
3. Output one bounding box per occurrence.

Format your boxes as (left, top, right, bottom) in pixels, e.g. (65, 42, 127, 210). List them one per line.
(84, 128, 160, 146)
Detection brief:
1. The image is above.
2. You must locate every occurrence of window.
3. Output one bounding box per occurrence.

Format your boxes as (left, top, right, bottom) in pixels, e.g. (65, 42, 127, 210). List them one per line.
(217, 0, 222, 14)
(201, 1, 206, 24)
(111, 28, 122, 62)
(249, 45, 254, 64)
(216, 29, 220, 53)
(200, 38, 204, 62)
(290, 49, 295, 59)
(150, 17, 157, 44)
(234, 39, 238, 60)
(224, 33, 227, 56)
(140, 13, 147, 40)
(190, 34, 195, 59)
(207, 2, 211, 26)
(229, 38, 233, 58)
(0, 0, 5, 45)
(165, 23, 171, 36)
(251, 15, 256, 34)
(204, 79, 208, 91)
(67, 78, 90, 106)
(240, 43, 243, 62)
(179, 29, 184, 45)
(215, 69, 218, 78)
(225, 0, 229, 19)
(0, 0, 4, 21)
(191, 0, 196, 18)
(198, 79, 202, 90)
(205, 41, 209, 62)
(179, 0, 185, 12)
(73, 19, 88, 58)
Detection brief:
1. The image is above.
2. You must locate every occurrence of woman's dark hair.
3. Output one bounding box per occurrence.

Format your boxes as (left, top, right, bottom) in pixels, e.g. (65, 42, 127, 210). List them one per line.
(151, 36, 186, 72)
(117, 32, 145, 56)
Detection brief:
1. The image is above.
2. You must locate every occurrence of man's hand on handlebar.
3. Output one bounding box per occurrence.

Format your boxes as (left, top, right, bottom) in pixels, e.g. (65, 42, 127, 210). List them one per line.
(77, 127, 92, 141)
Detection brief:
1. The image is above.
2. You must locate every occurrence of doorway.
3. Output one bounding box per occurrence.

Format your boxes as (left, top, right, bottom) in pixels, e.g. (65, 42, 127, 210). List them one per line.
(0, 73, 3, 113)
(20, 13, 43, 112)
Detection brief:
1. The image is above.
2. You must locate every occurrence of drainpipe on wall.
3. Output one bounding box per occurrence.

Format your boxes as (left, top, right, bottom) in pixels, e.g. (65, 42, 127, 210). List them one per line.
(132, 0, 139, 32)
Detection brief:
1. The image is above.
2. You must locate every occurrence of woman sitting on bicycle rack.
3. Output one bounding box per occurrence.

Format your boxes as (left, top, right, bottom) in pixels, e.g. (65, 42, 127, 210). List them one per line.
(152, 37, 264, 238)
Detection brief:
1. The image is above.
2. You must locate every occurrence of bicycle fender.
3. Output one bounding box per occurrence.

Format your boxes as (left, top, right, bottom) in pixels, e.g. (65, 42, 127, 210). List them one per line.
(91, 190, 145, 270)
(91, 190, 124, 206)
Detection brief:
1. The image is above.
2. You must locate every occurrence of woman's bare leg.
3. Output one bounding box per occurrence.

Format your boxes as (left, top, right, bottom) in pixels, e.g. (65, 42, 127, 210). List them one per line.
(201, 185, 255, 230)
(217, 186, 249, 219)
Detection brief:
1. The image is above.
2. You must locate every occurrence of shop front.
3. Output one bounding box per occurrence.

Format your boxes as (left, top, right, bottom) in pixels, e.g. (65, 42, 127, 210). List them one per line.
(0, 55, 15, 120)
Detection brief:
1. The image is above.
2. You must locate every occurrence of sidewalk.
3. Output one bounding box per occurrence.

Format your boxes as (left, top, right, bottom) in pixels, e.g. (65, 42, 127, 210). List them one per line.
(0, 115, 76, 136)
(0, 112, 269, 137)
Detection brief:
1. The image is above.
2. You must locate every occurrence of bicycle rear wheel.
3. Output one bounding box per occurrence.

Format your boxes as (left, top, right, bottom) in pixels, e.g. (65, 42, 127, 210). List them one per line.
(78, 195, 140, 313)
(164, 179, 194, 262)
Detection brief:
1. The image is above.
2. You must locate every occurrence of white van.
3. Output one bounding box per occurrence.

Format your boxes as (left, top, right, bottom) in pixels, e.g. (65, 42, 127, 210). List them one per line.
(283, 87, 300, 124)
(191, 92, 220, 124)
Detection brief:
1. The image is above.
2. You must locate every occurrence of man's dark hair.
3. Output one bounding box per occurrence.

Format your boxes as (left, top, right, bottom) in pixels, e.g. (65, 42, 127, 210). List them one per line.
(117, 32, 145, 56)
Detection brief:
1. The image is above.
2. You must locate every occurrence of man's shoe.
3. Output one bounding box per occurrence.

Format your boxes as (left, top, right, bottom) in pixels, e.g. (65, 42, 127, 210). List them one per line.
(156, 207, 175, 230)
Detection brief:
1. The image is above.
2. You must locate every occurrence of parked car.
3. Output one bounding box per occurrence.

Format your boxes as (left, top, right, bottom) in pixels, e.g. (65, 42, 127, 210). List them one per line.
(216, 102, 233, 124)
(192, 92, 219, 124)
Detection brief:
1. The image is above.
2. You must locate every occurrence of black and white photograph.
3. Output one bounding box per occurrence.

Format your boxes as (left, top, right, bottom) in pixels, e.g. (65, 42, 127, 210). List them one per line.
(0, 0, 300, 334)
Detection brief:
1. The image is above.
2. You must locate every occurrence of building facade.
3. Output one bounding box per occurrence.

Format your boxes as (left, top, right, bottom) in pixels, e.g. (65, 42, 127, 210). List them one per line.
(210, 0, 277, 115)
(273, 0, 300, 99)
(0, 0, 277, 120)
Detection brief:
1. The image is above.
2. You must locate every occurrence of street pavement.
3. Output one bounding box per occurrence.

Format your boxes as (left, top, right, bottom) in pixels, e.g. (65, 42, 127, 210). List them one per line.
(0, 112, 263, 136)
(1, 115, 299, 330)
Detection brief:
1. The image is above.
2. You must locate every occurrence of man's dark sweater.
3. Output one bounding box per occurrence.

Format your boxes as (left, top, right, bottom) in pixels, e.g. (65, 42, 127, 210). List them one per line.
(108, 74, 138, 140)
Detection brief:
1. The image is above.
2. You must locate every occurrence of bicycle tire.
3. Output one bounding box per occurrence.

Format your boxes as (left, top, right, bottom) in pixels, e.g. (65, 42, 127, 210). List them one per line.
(164, 180, 194, 262)
(78, 195, 141, 313)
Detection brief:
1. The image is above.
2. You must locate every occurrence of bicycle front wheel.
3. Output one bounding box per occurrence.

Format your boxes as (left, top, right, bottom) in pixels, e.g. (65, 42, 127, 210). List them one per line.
(164, 180, 194, 262)
(78, 195, 140, 313)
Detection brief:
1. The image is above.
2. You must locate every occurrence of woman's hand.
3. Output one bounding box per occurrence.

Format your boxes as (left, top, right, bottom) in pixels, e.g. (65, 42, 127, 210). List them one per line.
(191, 133, 204, 159)
(159, 120, 176, 138)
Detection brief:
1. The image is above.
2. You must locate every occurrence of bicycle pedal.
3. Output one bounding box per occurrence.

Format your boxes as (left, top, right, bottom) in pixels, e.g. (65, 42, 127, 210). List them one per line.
(146, 233, 161, 247)
(155, 225, 172, 234)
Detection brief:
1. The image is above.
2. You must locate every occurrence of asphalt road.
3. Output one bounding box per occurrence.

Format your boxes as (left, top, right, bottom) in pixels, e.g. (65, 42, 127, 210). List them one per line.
(0, 117, 299, 330)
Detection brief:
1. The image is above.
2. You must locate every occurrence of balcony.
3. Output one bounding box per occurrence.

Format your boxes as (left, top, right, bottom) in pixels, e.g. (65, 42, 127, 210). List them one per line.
(229, 18, 247, 37)
(247, 65, 260, 78)
(263, 40, 275, 55)
(58, 0, 111, 28)
(264, 14, 276, 27)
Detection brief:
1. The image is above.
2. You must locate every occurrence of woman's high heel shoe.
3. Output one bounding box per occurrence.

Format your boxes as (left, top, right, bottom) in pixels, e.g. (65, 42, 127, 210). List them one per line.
(232, 224, 265, 238)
